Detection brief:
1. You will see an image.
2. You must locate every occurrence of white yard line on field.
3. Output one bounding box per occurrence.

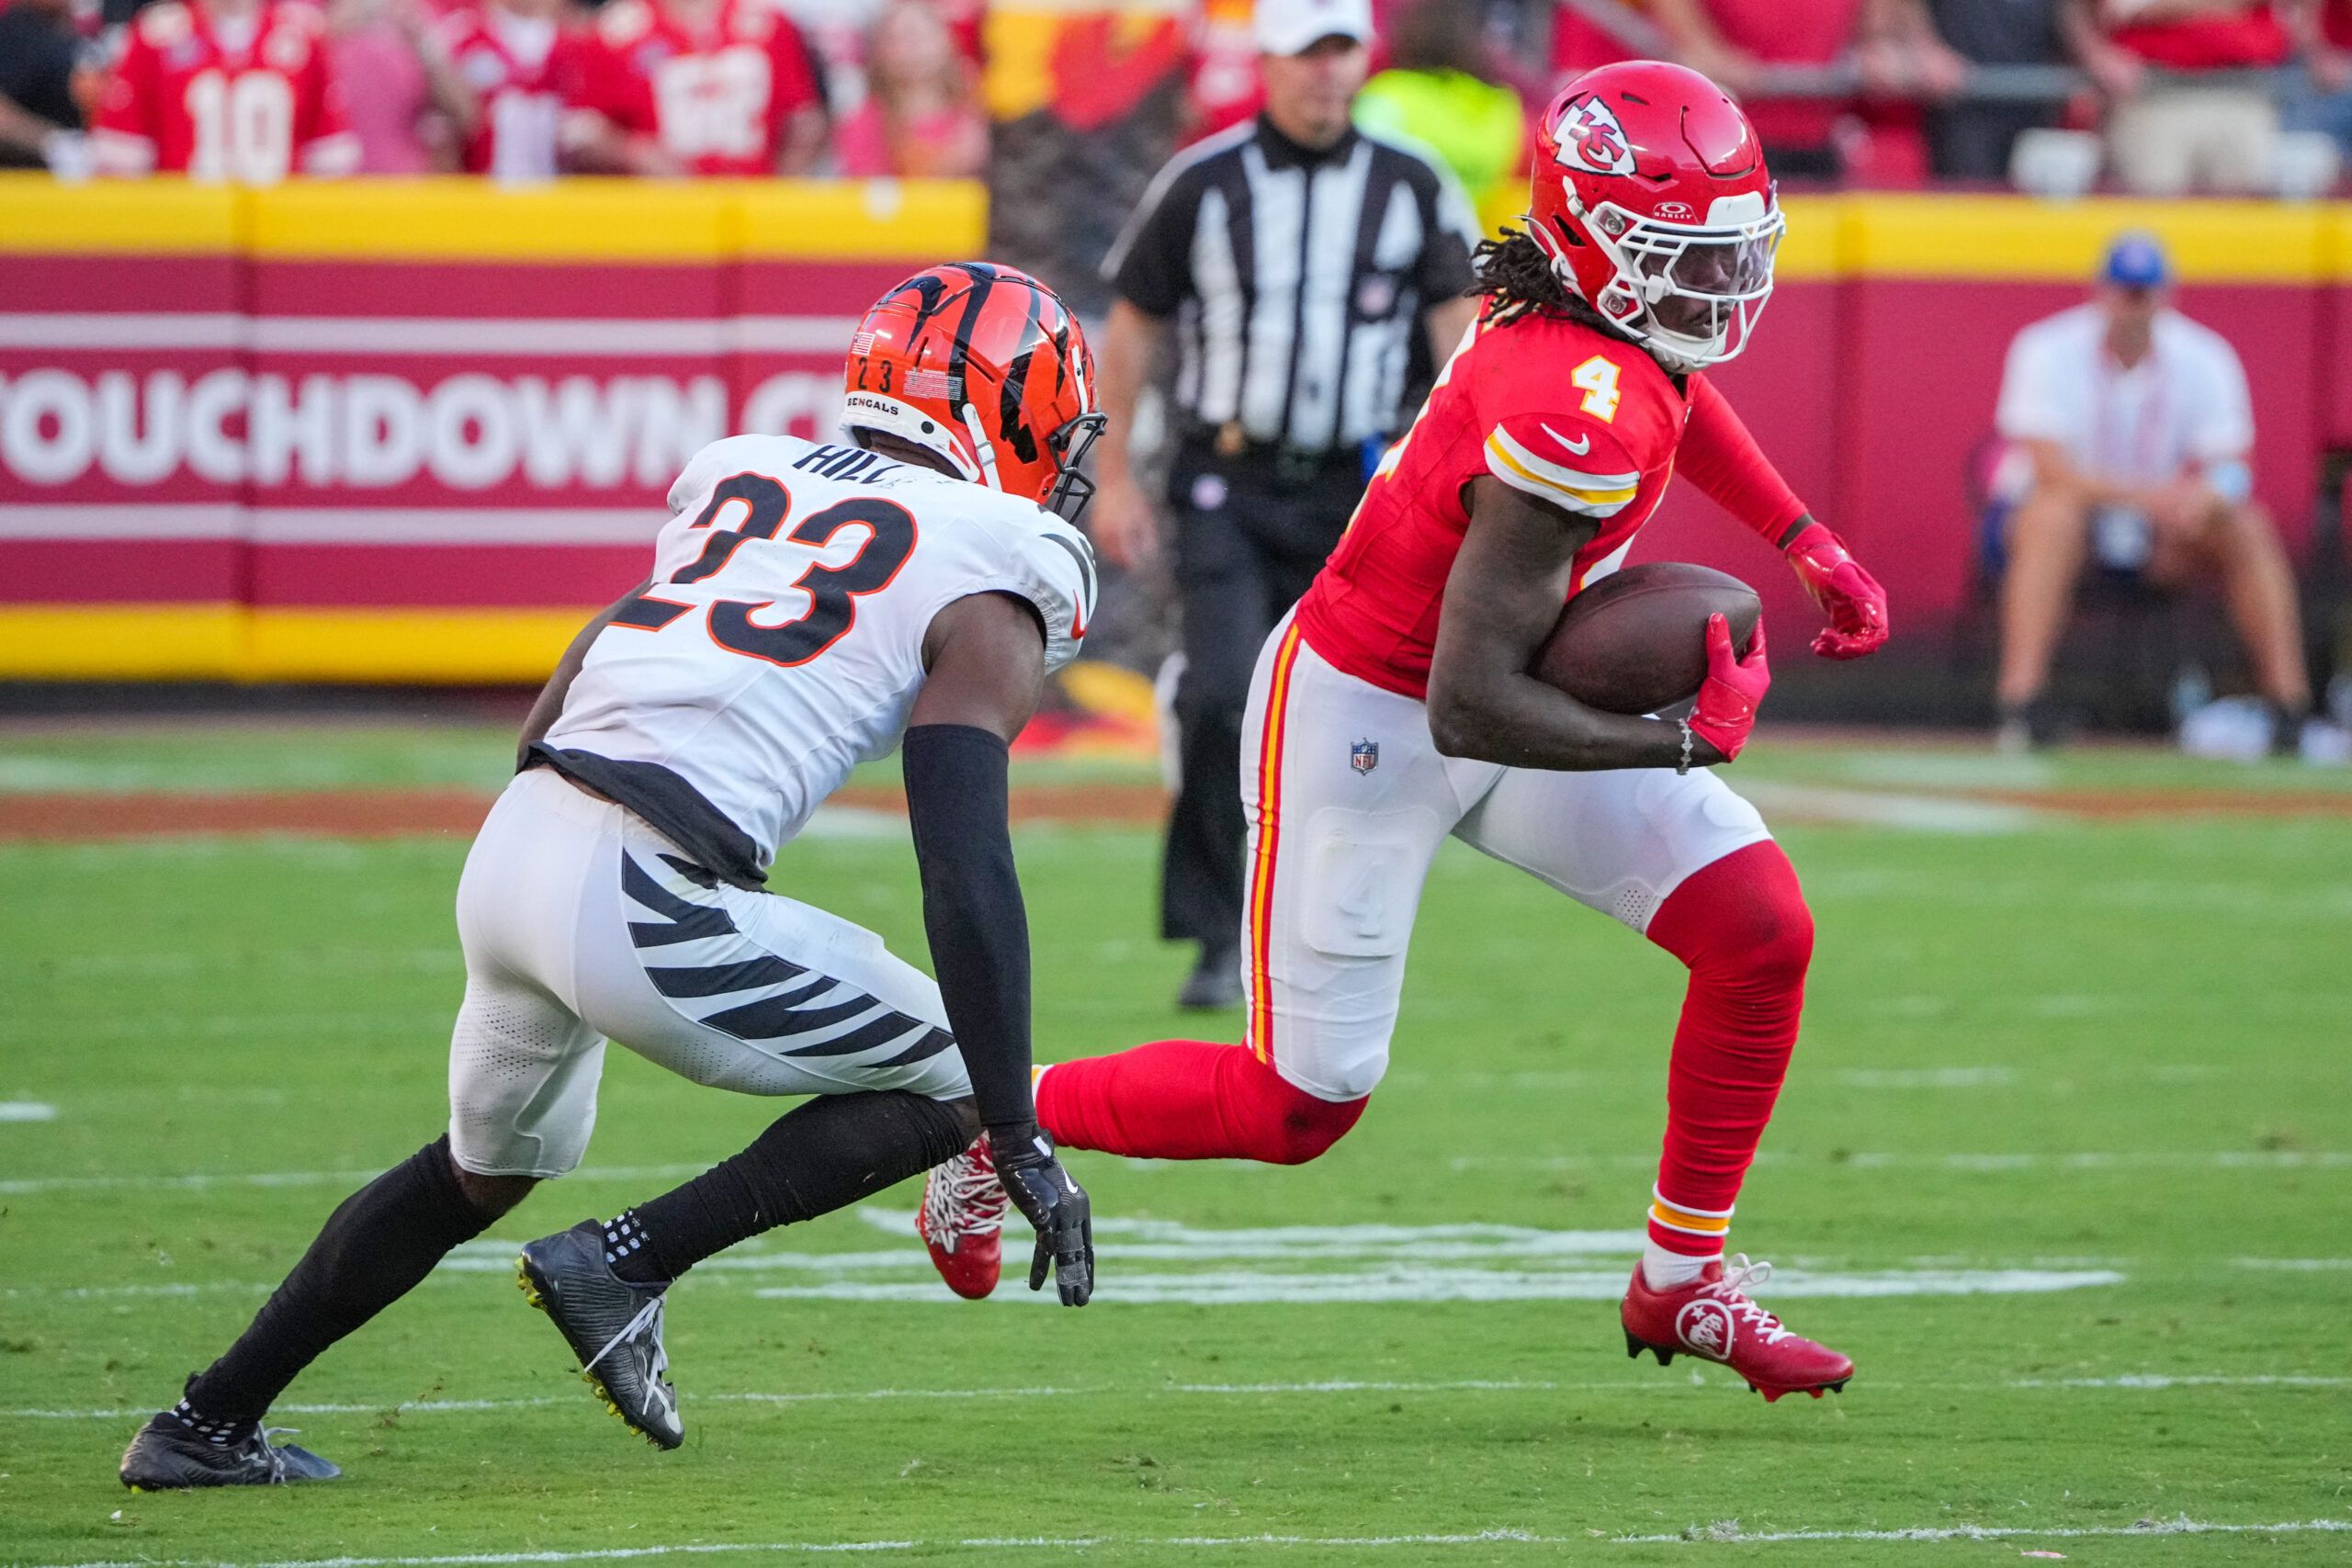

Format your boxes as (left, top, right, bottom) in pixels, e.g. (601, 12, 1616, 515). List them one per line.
(15, 1147, 2344, 1194)
(15, 1371, 2346, 1422)
(0, 1100, 58, 1122)
(1613, 1515, 2352, 1545)
(748, 1265, 2123, 1305)
(22, 1518, 2352, 1568)
(1830, 1068, 2016, 1089)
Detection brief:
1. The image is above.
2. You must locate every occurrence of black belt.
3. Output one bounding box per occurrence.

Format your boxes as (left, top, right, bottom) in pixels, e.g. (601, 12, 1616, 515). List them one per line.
(1179, 427, 1363, 488)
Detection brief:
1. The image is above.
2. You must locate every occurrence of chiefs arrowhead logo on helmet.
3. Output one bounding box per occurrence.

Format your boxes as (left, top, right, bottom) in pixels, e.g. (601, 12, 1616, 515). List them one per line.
(1555, 94, 1635, 177)
(1525, 61, 1786, 369)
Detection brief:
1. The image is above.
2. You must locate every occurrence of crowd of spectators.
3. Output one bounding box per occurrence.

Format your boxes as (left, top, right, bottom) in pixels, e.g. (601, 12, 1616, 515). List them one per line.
(1552, 0, 2352, 196)
(0, 0, 986, 179)
(3, 0, 2349, 193)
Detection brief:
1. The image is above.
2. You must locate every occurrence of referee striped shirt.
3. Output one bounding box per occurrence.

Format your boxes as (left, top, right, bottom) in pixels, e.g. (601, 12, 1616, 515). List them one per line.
(1102, 114, 1481, 456)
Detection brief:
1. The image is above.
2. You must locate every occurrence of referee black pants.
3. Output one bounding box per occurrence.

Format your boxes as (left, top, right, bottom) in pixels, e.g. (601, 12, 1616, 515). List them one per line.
(1161, 446, 1363, 952)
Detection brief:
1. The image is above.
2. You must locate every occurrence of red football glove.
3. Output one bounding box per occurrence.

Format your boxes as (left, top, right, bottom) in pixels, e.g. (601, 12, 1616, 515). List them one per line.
(1784, 522, 1889, 660)
(1690, 613, 1770, 764)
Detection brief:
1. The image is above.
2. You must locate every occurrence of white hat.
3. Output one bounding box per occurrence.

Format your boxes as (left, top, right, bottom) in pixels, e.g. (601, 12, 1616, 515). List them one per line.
(1254, 0, 1373, 56)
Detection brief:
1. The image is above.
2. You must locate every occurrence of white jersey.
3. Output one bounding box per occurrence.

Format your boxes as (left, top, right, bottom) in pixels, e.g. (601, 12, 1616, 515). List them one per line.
(540, 433, 1097, 884)
(1995, 303, 2254, 488)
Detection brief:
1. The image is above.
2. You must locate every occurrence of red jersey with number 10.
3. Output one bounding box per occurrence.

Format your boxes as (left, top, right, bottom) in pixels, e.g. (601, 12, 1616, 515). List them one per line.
(91, 0, 356, 182)
(1295, 308, 1697, 701)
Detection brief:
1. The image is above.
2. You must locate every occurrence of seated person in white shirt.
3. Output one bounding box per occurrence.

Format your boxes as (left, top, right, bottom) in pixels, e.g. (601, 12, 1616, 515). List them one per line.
(1991, 232, 2310, 750)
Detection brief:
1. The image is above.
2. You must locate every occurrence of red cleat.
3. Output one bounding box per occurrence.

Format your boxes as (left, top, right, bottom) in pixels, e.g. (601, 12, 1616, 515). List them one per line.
(917, 1135, 1008, 1300)
(1621, 1255, 1854, 1402)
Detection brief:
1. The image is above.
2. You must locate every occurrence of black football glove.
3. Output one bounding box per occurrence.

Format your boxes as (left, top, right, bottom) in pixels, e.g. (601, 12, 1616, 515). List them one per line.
(991, 1128, 1093, 1306)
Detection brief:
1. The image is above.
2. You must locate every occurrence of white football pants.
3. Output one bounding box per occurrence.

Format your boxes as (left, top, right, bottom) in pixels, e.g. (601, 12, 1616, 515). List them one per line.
(447, 768, 970, 1178)
(1236, 611, 1774, 1103)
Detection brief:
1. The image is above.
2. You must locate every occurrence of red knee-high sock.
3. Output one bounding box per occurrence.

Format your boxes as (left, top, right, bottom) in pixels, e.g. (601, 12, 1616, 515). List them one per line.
(1035, 1040, 1363, 1166)
(1640, 841, 1814, 1259)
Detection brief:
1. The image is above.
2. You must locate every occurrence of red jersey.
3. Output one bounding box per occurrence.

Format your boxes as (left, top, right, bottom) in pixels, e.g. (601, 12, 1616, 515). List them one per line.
(437, 3, 565, 179)
(1298, 308, 1804, 702)
(560, 0, 821, 177)
(91, 0, 356, 181)
(2107, 4, 2291, 70)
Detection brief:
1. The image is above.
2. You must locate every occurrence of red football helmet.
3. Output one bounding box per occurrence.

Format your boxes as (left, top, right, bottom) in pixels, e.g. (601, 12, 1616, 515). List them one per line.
(1528, 62, 1784, 368)
(842, 262, 1104, 519)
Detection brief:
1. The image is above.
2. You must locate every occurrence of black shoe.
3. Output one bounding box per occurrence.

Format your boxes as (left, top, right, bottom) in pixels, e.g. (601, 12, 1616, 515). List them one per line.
(1177, 944, 1244, 1010)
(1996, 698, 2071, 753)
(517, 1219, 682, 1450)
(119, 1412, 340, 1490)
(2269, 703, 2312, 757)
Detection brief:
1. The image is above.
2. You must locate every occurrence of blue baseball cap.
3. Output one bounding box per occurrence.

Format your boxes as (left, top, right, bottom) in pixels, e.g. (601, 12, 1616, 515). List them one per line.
(2101, 232, 2171, 289)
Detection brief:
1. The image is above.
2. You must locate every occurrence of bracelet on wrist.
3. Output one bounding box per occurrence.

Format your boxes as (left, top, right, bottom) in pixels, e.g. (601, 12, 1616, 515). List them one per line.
(1677, 718, 1695, 775)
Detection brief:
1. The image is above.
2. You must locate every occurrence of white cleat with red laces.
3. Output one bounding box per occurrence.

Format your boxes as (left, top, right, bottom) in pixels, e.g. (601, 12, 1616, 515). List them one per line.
(1621, 1255, 1854, 1402)
(917, 1135, 1009, 1300)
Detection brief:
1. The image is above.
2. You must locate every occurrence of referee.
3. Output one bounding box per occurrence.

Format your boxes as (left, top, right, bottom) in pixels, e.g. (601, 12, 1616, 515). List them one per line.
(1092, 0, 1482, 1009)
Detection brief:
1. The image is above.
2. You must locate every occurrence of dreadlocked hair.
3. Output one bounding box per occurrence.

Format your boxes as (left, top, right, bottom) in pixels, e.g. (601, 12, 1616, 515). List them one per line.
(1474, 226, 1575, 327)
(1473, 225, 1667, 368)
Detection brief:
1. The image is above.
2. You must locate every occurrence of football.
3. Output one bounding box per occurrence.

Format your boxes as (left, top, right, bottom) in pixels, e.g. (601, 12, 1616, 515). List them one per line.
(1532, 561, 1762, 715)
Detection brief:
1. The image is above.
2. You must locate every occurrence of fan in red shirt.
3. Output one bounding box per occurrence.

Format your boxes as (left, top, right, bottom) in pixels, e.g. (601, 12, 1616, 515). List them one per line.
(436, 0, 568, 180)
(90, 0, 357, 181)
(2106, 0, 2292, 69)
(559, 0, 827, 177)
(2098, 1, 2295, 192)
(915, 62, 1893, 1405)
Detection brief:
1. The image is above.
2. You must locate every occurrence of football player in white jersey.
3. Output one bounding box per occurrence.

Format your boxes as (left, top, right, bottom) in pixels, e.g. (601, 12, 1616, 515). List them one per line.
(120, 264, 1106, 1488)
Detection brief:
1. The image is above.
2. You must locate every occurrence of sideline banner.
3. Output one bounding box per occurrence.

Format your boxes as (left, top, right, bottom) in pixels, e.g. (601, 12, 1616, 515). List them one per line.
(0, 177, 983, 680)
(0, 181, 2343, 682)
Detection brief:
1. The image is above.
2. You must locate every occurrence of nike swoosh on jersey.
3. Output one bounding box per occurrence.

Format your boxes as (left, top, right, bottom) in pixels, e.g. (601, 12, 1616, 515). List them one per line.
(1485, 430, 1640, 518)
(1541, 425, 1592, 456)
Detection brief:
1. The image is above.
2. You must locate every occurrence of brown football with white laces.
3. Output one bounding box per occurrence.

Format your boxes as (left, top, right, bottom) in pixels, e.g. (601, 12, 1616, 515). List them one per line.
(1534, 562, 1761, 716)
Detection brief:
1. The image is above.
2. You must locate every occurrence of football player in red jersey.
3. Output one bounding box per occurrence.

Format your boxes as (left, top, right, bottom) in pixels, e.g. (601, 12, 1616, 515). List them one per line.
(558, 0, 826, 178)
(435, 0, 568, 181)
(90, 0, 357, 182)
(919, 62, 1891, 1404)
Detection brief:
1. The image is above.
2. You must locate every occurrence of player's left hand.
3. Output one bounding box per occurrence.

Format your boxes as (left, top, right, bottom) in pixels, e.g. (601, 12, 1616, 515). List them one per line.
(1783, 522, 1889, 660)
(994, 1130, 1094, 1306)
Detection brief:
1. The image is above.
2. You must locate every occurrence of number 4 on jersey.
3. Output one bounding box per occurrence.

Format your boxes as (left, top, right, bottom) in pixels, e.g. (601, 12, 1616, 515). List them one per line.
(1571, 355, 1623, 423)
(615, 472, 918, 668)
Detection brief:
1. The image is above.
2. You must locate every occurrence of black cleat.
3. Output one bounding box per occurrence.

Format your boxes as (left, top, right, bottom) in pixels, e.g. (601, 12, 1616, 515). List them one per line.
(1624, 1327, 1675, 1366)
(119, 1413, 340, 1490)
(517, 1219, 682, 1450)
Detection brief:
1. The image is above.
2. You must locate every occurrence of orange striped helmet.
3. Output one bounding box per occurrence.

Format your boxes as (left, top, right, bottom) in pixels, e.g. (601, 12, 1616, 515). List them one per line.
(841, 262, 1104, 520)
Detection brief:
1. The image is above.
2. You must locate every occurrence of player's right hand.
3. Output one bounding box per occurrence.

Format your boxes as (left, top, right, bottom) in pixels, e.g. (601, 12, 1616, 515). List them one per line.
(1689, 613, 1769, 763)
(993, 1131, 1094, 1306)
(1087, 471, 1157, 570)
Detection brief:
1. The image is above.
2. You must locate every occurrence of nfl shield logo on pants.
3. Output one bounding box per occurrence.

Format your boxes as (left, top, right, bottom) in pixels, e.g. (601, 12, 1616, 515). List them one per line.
(1350, 739, 1379, 775)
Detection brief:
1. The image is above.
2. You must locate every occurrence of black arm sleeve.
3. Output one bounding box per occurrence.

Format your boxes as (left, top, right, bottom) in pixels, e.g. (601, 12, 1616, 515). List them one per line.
(902, 723, 1035, 1146)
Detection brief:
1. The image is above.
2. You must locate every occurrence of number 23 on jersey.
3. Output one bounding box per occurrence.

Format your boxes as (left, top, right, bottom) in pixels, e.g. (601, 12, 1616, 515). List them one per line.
(613, 473, 917, 668)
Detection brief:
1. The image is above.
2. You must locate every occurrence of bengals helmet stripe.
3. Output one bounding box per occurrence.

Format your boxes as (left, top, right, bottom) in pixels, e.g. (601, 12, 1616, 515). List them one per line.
(842, 262, 1105, 521)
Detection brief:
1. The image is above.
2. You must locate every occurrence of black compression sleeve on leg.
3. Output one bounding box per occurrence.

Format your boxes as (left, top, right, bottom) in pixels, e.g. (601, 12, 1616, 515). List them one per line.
(618, 1092, 979, 1283)
(900, 723, 1036, 1147)
(184, 1135, 496, 1422)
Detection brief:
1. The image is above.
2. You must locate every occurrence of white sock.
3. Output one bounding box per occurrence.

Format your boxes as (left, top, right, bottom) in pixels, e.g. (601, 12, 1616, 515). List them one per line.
(1642, 1242, 1716, 1291)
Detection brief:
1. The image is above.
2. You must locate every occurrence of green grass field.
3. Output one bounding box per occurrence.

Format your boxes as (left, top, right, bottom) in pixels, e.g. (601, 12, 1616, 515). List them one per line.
(4, 724, 2349, 1566)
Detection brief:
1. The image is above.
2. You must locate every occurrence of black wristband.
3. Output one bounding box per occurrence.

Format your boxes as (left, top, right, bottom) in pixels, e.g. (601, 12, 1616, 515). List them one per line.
(901, 724, 1035, 1145)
